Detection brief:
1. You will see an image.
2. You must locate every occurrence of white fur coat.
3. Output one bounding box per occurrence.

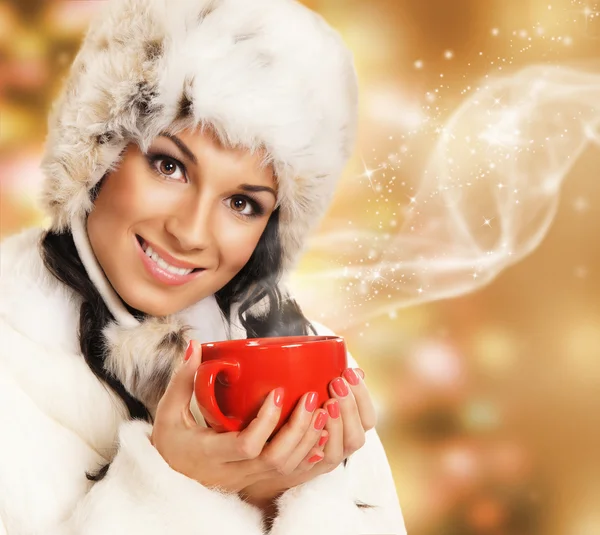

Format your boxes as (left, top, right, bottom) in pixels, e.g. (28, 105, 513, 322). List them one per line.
(0, 227, 406, 535)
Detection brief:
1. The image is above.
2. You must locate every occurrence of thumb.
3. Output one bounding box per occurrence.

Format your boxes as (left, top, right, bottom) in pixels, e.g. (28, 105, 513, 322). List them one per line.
(160, 340, 202, 423)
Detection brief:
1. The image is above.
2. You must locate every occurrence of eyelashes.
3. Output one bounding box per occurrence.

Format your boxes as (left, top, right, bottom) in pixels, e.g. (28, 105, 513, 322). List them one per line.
(146, 153, 186, 181)
(144, 152, 266, 219)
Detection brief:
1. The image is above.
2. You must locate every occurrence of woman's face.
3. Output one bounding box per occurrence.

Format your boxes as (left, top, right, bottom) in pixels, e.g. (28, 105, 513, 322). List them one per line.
(87, 127, 277, 316)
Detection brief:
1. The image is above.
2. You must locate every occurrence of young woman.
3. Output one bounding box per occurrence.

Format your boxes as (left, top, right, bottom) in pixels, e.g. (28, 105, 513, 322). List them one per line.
(0, 0, 406, 534)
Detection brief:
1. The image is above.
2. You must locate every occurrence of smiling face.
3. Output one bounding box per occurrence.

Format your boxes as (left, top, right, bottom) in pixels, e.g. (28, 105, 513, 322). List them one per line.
(87, 127, 278, 316)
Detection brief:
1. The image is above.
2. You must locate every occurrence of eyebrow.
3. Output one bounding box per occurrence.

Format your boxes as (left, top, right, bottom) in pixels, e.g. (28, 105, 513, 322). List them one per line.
(159, 133, 197, 165)
(239, 184, 277, 198)
(158, 133, 277, 199)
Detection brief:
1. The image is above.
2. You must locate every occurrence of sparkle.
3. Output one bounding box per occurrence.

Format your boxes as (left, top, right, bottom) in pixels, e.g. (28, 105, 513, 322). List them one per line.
(313, 47, 600, 326)
(573, 197, 590, 213)
(359, 156, 385, 192)
(444, 49, 454, 60)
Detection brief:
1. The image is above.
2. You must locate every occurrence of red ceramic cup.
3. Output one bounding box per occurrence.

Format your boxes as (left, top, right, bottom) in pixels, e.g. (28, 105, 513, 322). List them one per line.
(193, 335, 347, 437)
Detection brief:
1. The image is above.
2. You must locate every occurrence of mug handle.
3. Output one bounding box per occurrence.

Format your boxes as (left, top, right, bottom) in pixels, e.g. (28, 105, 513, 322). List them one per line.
(194, 358, 243, 432)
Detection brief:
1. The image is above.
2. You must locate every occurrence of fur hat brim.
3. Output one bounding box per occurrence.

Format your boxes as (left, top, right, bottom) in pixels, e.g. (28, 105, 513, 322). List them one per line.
(41, 0, 358, 271)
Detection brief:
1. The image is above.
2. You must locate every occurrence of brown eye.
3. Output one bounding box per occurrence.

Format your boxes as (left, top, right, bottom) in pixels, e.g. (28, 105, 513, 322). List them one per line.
(159, 159, 177, 175)
(146, 154, 186, 181)
(227, 195, 264, 218)
(230, 197, 247, 212)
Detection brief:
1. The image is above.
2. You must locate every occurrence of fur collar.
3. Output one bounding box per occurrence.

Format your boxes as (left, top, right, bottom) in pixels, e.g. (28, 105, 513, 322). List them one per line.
(0, 226, 248, 414)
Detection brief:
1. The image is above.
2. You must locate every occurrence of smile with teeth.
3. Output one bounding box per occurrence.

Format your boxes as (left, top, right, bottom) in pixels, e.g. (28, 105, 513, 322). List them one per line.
(140, 241, 197, 276)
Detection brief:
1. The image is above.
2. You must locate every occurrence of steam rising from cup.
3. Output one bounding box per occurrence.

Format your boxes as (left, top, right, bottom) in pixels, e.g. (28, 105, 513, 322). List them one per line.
(291, 64, 600, 330)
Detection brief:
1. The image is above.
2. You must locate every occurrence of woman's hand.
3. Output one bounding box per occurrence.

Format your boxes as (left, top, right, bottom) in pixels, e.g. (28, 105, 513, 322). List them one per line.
(150, 341, 336, 495)
(238, 366, 375, 511)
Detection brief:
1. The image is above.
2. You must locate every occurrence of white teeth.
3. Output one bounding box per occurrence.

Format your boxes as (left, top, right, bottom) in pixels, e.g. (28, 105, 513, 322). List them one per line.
(142, 241, 194, 276)
(171, 266, 190, 276)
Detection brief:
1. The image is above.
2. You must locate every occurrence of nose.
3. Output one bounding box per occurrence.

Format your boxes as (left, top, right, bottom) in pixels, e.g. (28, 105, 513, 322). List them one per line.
(164, 195, 214, 253)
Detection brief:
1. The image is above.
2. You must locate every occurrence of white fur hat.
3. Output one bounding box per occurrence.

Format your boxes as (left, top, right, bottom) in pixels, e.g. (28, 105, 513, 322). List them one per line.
(38, 0, 358, 396)
(41, 0, 359, 272)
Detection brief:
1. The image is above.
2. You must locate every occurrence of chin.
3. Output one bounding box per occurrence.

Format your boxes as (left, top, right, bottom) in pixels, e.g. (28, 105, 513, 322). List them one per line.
(118, 289, 185, 317)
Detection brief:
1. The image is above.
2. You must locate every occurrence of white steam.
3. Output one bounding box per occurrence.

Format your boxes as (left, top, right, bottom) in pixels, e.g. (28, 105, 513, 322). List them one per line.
(291, 64, 600, 330)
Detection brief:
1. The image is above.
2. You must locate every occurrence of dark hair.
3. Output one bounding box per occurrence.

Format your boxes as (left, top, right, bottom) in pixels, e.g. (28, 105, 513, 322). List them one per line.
(40, 201, 371, 509)
(41, 208, 316, 390)
(39, 209, 315, 461)
(214, 207, 317, 339)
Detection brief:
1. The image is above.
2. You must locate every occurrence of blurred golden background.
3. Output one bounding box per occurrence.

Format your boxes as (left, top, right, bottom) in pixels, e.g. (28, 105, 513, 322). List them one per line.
(1, 1, 599, 534)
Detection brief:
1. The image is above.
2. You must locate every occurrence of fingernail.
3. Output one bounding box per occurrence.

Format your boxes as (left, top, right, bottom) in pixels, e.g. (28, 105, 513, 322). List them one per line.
(356, 368, 365, 380)
(332, 378, 349, 397)
(305, 392, 318, 412)
(273, 388, 285, 408)
(308, 453, 324, 463)
(318, 434, 329, 447)
(184, 341, 194, 361)
(314, 410, 328, 430)
(326, 401, 340, 419)
(343, 368, 360, 386)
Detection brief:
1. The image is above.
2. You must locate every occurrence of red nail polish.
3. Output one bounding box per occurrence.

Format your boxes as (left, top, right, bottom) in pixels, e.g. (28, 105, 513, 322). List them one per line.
(327, 401, 340, 419)
(318, 434, 329, 447)
(305, 392, 318, 412)
(308, 453, 323, 463)
(356, 368, 365, 380)
(332, 378, 349, 397)
(314, 410, 328, 430)
(273, 388, 285, 408)
(184, 341, 193, 361)
(343, 368, 359, 386)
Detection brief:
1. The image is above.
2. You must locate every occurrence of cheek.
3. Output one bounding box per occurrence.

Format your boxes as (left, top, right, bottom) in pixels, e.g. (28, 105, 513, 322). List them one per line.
(95, 158, 169, 225)
(219, 224, 265, 270)
(88, 167, 153, 264)
(100, 179, 152, 222)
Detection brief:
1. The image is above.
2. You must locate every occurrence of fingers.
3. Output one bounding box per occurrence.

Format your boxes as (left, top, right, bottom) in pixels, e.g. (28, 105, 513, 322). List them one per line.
(156, 340, 201, 428)
(319, 398, 344, 468)
(206, 387, 285, 462)
(341, 368, 377, 431)
(329, 374, 365, 456)
(249, 391, 321, 475)
(293, 430, 329, 472)
(250, 427, 330, 487)
(272, 408, 329, 475)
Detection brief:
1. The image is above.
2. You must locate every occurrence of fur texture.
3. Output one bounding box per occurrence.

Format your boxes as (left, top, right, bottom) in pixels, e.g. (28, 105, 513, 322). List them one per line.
(102, 296, 229, 412)
(38, 0, 359, 411)
(0, 229, 406, 534)
(0, 4, 409, 531)
(40, 0, 358, 271)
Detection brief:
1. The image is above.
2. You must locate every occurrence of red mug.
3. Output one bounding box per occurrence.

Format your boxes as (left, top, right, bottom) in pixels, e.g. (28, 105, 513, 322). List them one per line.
(194, 335, 348, 437)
